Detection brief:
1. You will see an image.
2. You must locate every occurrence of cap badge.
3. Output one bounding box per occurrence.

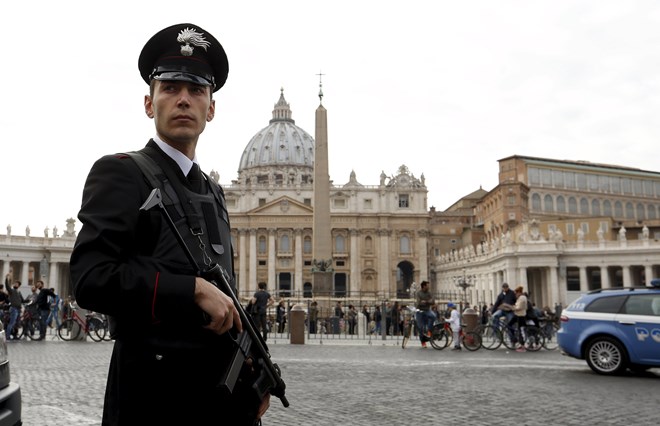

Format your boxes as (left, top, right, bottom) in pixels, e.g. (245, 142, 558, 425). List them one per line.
(177, 28, 211, 56)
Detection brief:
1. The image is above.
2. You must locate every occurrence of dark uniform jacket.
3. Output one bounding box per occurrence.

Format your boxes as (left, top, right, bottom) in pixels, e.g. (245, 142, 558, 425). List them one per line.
(70, 141, 257, 425)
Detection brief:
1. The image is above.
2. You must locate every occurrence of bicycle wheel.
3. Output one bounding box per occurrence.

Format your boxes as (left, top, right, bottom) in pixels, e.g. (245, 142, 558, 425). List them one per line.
(429, 327, 449, 350)
(523, 326, 544, 352)
(461, 331, 482, 351)
(87, 317, 106, 342)
(502, 325, 519, 350)
(58, 319, 81, 341)
(542, 323, 559, 350)
(21, 318, 40, 340)
(476, 325, 502, 350)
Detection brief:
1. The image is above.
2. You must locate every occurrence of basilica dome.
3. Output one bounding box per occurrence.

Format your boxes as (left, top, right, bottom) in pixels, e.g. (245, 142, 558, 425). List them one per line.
(238, 89, 315, 174)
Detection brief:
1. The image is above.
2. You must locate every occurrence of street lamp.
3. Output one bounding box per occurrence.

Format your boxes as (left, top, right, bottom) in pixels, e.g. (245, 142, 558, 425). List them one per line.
(452, 268, 476, 312)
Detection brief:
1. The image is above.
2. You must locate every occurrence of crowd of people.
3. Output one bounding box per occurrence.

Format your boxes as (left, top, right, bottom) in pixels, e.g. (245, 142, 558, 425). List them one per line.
(2, 275, 64, 340)
(245, 280, 560, 351)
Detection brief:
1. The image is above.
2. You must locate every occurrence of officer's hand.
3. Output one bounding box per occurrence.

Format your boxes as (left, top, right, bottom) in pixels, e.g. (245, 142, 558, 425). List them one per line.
(194, 277, 242, 335)
(256, 393, 271, 419)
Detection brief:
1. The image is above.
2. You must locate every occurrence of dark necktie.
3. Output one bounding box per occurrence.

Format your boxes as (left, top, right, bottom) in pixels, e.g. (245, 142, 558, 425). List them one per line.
(187, 162, 202, 192)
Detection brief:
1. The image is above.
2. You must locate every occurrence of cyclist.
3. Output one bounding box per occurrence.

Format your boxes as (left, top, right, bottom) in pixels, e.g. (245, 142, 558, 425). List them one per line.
(490, 283, 516, 326)
(415, 280, 436, 348)
(510, 286, 529, 352)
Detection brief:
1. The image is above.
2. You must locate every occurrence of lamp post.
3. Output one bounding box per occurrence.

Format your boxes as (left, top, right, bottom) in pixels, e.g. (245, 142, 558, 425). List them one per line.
(453, 268, 476, 312)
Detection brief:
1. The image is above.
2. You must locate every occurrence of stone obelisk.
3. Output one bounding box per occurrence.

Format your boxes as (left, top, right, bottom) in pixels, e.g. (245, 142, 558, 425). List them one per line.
(312, 75, 333, 296)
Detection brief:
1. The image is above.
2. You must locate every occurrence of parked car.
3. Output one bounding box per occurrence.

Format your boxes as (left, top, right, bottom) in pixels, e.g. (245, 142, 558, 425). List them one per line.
(0, 322, 21, 425)
(558, 278, 660, 375)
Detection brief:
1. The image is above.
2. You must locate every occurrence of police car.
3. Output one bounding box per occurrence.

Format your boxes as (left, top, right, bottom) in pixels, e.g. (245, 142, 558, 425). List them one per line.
(557, 278, 660, 375)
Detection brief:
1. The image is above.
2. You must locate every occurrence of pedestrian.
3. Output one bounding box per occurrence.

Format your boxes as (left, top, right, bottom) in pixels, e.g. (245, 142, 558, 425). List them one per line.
(251, 282, 274, 341)
(374, 305, 382, 334)
(6, 281, 24, 340)
(276, 301, 287, 333)
(47, 288, 62, 330)
(391, 301, 400, 335)
(34, 280, 55, 340)
(309, 301, 319, 334)
(70, 23, 268, 425)
(346, 304, 357, 335)
(446, 303, 461, 351)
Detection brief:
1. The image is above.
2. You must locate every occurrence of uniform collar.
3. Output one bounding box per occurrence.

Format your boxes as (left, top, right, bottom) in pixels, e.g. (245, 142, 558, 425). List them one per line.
(152, 135, 199, 176)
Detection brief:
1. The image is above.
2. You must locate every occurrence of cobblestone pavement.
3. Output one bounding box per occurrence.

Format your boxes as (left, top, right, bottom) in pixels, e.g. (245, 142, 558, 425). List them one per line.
(7, 337, 660, 425)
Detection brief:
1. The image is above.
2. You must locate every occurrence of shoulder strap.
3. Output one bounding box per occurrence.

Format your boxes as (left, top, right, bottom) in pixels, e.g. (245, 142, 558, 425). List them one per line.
(124, 150, 203, 234)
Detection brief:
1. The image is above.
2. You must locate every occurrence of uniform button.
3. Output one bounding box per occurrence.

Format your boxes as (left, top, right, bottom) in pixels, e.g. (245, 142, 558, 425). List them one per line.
(155, 354, 163, 361)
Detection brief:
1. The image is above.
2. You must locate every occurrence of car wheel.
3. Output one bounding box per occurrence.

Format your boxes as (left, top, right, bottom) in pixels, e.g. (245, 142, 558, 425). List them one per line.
(585, 337, 627, 375)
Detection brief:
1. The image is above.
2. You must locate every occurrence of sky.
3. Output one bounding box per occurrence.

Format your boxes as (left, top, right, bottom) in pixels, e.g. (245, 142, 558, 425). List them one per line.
(2, 1, 660, 236)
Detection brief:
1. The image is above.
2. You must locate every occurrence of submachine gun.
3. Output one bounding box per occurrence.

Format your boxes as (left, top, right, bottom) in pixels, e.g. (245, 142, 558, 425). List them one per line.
(140, 188, 289, 410)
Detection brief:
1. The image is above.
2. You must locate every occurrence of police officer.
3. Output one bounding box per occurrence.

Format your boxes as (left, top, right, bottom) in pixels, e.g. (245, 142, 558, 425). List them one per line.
(71, 23, 268, 425)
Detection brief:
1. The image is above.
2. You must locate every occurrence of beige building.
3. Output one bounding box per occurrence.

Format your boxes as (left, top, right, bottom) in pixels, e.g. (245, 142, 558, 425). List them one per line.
(433, 155, 660, 309)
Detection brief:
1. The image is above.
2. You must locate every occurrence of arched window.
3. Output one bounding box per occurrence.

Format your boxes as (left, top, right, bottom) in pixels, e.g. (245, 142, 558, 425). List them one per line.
(556, 196, 566, 213)
(580, 198, 589, 214)
(303, 236, 312, 254)
(531, 193, 541, 211)
(568, 197, 578, 214)
(625, 202, 634, 219)
(543, 195, 554, 212)
(614, 201, 623, 218)
(400, 235, 411, 254)
(636, 203, 645, 221)
(335, 235, 345, 253)
(591, 199, 601, 216)
(603, 200, 612, 216)
(258, 236, 267, 254)
(648, 205, 657, 220)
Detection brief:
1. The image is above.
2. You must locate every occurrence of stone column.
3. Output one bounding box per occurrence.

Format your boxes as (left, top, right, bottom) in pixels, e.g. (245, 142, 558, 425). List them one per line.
(48, 262, 59, 294)
(549, 266, 562, 306)
(378, 229, 391, 296)
(417, 229, 429, 281)
(600, 266, 611, 289)
(249, 229, 257, 292)
(294, 229, 303, 295)
(238, 229, 248, 294)
(579, 266, 589, 293)
(2, 260, 10, 284)
(21, 261, 29, 286)
(349, 229, 359, 296)
(645, 265, 654, 285)
(622, 265, 632, 287)
(519, 267, 528, 288)
(268, 229, 276, 292)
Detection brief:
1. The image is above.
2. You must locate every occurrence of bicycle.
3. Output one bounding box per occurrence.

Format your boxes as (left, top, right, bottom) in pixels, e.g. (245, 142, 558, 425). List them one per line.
(57, 303, 107, 342)
(15, 302, 41, 340)
(401, 307, 418, 349)
(475, 317, 544, 351)
(539, 318, 559, 350)
(500, 319, 544, 352)
(430, 320, 482, 351)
